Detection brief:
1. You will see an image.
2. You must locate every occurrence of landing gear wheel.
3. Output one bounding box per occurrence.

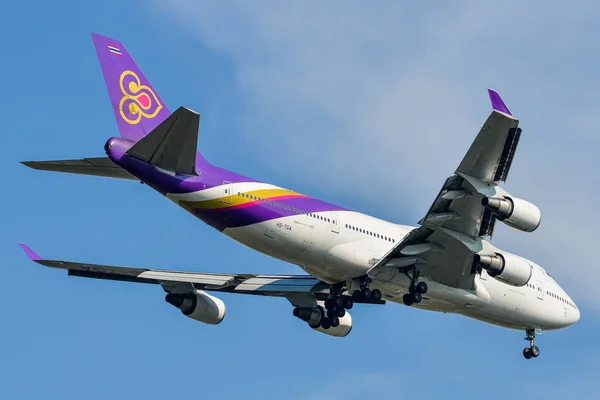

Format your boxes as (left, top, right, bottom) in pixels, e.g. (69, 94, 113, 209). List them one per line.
(324, 298, 334, 311)
(352, 290, 363, 301)
(362, 288, 372, 300)
(531, 346, 540, 358)
(329, 315, 340, 327)
(523, 328, 540, 359)
(412, 292, 422, 304)
(333, 296, 343, 309)
(403, 293, 414, 306)
(321, 318, 331, 330)
(370, 289, 382, 302)
(336, 307, 346, 318)
(343, 297, 353, 310)
(416, 281, 428, 294)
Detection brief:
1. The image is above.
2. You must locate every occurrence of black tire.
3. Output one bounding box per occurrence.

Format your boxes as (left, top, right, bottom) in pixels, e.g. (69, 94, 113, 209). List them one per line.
(324, 298, 334, 311)
(408, 284, 416, 295)
(523, 347, 532, 359)
(416, 281, 428, 294)
(413, 292, 422, 303)
(403, 293, 414, 306)
(531, 346, 540, 358)
(321, 318, 331, 330)
(352, 290, 363, 301)
(371, 289, 382, 302)
(362, 288, 372, 300)
(336, 307, 346, 318)
(330, 315, 340, 327)
(343, 297, 354, 310)
(333, 296, 343, 309)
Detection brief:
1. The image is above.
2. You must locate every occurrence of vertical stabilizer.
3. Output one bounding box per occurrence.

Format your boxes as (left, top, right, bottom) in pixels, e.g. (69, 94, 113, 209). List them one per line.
(92, 33, 171, 142)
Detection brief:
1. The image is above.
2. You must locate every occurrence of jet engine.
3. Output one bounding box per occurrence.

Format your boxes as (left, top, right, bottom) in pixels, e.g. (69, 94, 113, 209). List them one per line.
(293, 306, 353, 337)
(165, 290, 226, 325)
(474, 252, 532, 287)
(482, 196, 541, 232)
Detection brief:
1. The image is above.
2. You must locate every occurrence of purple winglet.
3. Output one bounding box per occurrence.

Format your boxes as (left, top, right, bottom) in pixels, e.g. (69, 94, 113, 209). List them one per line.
(18, 243, 42, 261)
(487, 88, 512, 116)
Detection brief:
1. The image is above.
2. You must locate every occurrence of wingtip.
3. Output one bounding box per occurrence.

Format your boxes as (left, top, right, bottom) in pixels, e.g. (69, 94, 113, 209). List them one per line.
(487, 88, 512, 116)
(18, 242, 42, 261)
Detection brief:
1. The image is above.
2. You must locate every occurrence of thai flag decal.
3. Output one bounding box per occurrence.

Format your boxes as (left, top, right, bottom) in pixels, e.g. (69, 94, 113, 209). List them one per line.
(108, 45, 122, 56)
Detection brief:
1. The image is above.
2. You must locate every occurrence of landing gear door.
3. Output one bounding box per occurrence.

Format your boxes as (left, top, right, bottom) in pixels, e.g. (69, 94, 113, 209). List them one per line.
(330, 213, 340, 234)
(220, 181, 233, 204)
(536, 281, 544, 300)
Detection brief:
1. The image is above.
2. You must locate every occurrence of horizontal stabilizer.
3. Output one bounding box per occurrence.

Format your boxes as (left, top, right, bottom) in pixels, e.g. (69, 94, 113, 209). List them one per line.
(126, 106, 199, 175)
(21, 157, 136, 180)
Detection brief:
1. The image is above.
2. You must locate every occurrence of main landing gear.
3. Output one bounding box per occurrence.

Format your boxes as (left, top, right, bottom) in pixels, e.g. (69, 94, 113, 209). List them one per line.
(320, 279, 382, 330)
(350, 276, 382, 303)
(402, 266, 428, 306)
(523, 329, 541, 359)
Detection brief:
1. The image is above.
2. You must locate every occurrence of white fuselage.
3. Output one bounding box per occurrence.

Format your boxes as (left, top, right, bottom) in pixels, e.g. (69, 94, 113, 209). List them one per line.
(169, 183, 580, 332)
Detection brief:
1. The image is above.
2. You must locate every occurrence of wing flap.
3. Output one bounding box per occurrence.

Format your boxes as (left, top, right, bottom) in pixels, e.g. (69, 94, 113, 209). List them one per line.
(138, 270, 235, 286)
(21, 157, 137, 180)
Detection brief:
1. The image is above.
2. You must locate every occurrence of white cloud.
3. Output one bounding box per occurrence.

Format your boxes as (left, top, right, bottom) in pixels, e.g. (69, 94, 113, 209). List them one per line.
(154, 0, 600, 308)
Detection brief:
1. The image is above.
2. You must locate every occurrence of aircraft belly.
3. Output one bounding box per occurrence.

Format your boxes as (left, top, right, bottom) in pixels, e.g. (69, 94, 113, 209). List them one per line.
(224, 216, 325, 268)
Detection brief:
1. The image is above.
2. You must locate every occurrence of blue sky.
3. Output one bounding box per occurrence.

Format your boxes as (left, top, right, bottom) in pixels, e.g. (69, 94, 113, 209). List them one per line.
(2, 1, 599, 398)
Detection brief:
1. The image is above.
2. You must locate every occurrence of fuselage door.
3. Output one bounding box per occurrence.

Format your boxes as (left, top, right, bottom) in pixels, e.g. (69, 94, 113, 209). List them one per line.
(330, 212, 340, 234)
(536, 280, 544, 300)
(221, 181, 233, 204)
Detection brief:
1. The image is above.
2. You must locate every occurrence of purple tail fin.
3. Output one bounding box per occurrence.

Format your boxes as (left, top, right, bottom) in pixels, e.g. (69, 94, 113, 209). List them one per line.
(92, 33, 172, 142)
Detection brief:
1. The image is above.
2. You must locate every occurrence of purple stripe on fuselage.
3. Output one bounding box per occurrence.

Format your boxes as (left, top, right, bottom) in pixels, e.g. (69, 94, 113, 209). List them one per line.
(193, 196, 347, 231)
(106, 137, 349, 231)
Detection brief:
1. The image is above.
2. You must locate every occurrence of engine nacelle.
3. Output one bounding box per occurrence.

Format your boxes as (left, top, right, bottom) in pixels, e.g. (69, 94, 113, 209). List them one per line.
(165, 290, 226, 325)
(475, 252, 532, 287)
(482, 196, 541, 232)
(293, 306, 353, 337)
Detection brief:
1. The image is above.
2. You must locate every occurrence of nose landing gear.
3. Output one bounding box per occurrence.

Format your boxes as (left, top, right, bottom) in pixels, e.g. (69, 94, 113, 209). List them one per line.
(523, 329, 541, 359)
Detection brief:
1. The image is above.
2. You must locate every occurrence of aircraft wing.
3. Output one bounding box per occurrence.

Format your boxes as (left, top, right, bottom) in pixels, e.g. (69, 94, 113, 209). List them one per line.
(18, 243, 382, 306)
(369, 89, 520, 289)
(21, 157, 137, 180)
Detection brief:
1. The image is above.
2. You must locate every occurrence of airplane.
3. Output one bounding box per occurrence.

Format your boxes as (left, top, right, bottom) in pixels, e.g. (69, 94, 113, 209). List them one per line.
(19, 33, 580, 360)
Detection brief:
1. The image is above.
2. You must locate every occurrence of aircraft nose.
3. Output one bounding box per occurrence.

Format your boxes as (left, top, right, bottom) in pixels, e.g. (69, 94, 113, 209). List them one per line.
(571, 306, 581, 325)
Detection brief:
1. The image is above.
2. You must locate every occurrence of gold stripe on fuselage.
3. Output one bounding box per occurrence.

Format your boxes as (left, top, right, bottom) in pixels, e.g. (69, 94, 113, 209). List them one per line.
(185, 188, 307, 210)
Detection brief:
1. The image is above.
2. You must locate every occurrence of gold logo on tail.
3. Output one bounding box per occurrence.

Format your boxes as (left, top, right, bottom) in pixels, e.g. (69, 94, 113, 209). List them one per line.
(118, 70, 163, 124)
